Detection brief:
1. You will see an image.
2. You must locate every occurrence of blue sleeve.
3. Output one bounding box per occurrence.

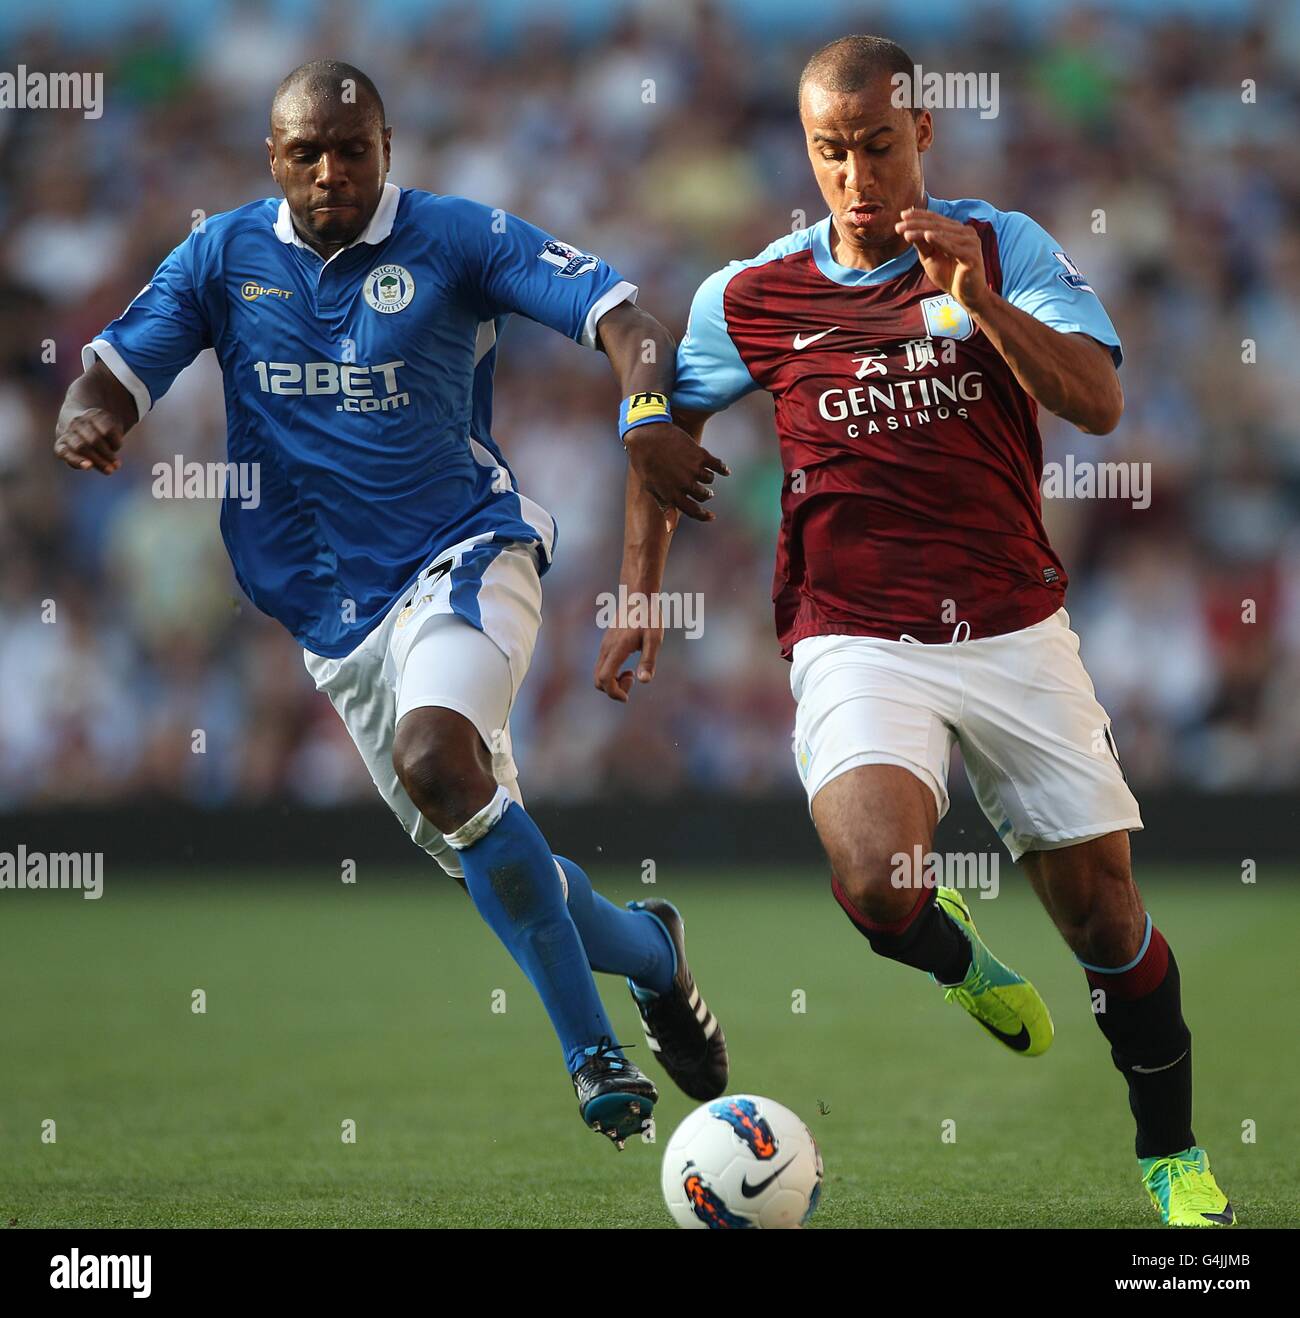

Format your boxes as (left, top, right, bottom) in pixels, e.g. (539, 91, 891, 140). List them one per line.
(83, 232, 212, 418)
(453, 201, 636, 349)
(671, 265, 759, 413)
(994, 212, 1123, 367)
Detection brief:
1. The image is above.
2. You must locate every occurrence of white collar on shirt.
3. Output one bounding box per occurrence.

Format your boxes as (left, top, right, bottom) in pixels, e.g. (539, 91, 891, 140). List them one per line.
(272, 180, 400, 258)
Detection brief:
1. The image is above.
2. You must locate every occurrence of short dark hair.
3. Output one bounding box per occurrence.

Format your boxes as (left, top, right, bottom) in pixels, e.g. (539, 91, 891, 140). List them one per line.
(271, 60, 386, 133)
(797, 34, 915, 108)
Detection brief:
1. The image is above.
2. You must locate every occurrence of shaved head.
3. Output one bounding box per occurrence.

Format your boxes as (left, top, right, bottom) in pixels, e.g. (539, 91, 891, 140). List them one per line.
(266, 60, 391, 260)
(797, 34, 916, 110)
(271, 59, 386, 134)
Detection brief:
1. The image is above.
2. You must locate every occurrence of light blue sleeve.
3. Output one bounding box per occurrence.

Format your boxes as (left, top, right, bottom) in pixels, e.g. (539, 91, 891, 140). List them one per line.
(452, 200, 636, 349)
(83, 232, 212, 419)
(671, 265, 759, 413)
(994, 211, 1123, 367)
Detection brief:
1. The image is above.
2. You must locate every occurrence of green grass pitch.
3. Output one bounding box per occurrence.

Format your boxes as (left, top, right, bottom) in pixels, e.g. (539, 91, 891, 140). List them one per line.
(2, 865, 1296, 1228)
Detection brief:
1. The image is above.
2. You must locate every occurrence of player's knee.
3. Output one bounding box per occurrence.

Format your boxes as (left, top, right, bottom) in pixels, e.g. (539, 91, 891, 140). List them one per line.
(391, 734, 451, 817)
(392, 709, 494, 833)
(1064, 905, 1144, 967)
(832, 841, 923, 923)
(1055, 889, 1143, 966)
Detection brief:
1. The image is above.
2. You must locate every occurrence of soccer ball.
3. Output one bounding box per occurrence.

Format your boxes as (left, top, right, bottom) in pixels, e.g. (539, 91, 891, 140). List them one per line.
(660, 1094, 824, 1229)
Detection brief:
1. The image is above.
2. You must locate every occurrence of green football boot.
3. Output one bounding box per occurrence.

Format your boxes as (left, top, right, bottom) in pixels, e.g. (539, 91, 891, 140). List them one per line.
(1140, 1146, 1234, 1226)
(932, 885, 1054, 1057)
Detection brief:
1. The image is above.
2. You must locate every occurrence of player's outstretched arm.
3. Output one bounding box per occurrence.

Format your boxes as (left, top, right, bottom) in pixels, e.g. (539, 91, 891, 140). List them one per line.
(596, 302, 728, 521)
(594, 407, 712, 703)
(895, 208, 1124, 435)
(54, 360, 139, 475)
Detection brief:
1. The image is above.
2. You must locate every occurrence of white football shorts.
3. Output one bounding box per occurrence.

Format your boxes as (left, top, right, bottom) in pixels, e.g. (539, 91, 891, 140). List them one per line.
(790, 608, 1143, 861)
(303, 536, 543, 878)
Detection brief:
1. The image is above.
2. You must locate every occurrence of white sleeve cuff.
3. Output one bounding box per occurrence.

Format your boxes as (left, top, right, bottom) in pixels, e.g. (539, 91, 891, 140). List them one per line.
(81, 338, 152, 421)
(581, 280, 638, 350)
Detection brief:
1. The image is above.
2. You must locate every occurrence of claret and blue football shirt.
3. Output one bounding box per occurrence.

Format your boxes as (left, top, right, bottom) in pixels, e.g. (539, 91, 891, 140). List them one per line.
(672, 195, 1122, 653)
(85, 183, 637, 656)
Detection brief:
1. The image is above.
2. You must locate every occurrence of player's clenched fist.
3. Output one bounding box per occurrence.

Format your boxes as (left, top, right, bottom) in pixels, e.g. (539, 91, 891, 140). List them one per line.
(623, 422, 729, 523)
(895, 208, 991, 315)
(54, 407, 126, 475)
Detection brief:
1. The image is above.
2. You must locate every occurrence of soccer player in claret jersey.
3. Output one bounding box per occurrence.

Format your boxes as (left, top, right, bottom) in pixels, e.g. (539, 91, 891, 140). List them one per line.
(54, 60, 731, 1149)
(595, 35, 1232, 1223)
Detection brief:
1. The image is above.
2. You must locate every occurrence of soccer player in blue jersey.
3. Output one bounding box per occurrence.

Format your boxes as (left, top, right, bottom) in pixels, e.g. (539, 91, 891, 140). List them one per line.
(54, 60, 729, 1149)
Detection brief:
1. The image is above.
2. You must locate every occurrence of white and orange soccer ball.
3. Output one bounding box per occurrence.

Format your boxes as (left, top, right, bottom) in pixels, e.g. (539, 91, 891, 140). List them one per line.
(661, 1094, 824, 1229)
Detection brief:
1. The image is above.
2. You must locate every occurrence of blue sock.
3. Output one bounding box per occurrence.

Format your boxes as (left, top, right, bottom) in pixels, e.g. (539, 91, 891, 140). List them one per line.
(450, 792, 617, 1073)
(556, 856, 676, 997)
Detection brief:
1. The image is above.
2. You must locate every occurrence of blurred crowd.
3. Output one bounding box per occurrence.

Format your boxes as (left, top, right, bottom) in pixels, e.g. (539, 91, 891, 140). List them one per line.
(1, 0, 1298, 809)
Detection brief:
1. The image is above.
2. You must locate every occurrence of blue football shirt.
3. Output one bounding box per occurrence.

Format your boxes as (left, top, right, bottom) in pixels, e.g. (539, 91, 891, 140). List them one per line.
(84, 183, 636, 656)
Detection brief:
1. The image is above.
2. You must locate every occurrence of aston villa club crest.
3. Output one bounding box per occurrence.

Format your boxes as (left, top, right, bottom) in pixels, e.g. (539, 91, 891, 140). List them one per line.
(920, 293, 975, 342)
(364, 263, 415, 313)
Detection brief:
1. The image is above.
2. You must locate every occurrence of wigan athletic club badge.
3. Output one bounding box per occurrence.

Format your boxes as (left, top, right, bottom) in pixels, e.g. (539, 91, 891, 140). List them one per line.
(364, 264, 415, 313)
